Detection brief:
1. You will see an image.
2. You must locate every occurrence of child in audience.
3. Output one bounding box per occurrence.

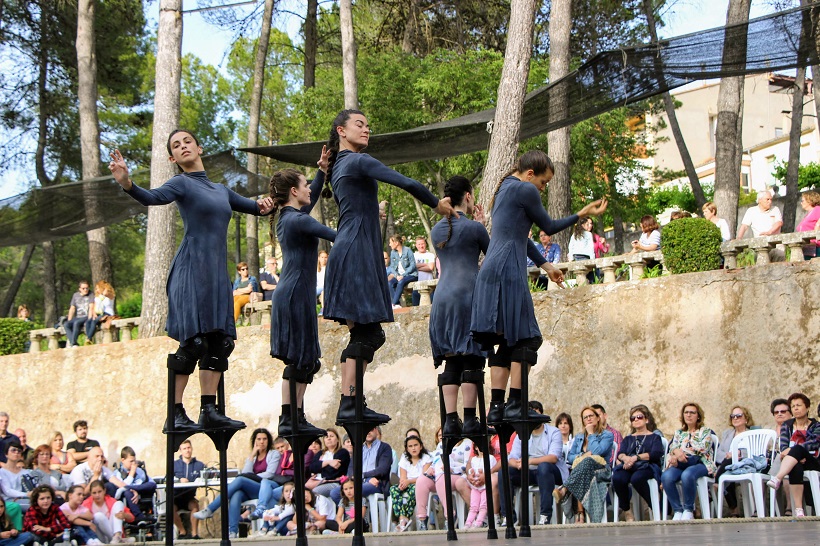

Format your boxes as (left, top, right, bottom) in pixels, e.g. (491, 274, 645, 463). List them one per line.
(0, 498, 34, 546)
(59, 486, 101, 545)
(22, 485, 69, 545)
(257, 482, 295, 536)
(285, 490, 324, 536)
(465, 444, 487, 528)
(81, 481, 134, 544)
(336, 480, 367, 534)
(390, 435, 431, 532)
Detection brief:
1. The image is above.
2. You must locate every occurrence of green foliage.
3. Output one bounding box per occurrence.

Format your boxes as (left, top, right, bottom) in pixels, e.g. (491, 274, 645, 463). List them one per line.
(661, 218, 722, 274)
(528, 277, 546, 293)
(736, 248, 756, 268)
(0, 319, 35, 355)
(738, 190, 758, 207)
(645, 184, 714, 216)
(118, 293, 142, 319)
(641, 265, 663, 279)
(772, 161, 820, 190)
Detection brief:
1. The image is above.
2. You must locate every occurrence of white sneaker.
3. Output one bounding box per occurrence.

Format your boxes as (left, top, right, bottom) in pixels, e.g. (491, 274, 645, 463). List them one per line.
(682, 510, 695, 520)
(88, 540, 103, 545)
(193, 508, 213, 520)
(392, 304, 402, 310)
(672, 512, 683, 521)
(111, 535, 123, 544)
(322, 529, 338, 535)
(537, 514, 549, 525)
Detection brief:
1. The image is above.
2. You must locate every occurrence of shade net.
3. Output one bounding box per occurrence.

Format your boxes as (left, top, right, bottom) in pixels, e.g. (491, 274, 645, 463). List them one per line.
(243, 4, 820, 166)
(0, 151, 269, 247)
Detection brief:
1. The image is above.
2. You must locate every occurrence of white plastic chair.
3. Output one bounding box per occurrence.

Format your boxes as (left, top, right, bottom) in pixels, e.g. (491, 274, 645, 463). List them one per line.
(662, 433, 718, 519)
(802, 471, 820, 516)
(716, 429, 777, 519)
(513, 484, 561, 524)
(425, 490, 466, 529)
(366, 493, 386, 534)
(612, 436, 667, 522)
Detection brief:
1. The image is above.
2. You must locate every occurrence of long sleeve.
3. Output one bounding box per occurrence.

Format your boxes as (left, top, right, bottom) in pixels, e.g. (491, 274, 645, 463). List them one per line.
(258, 450, 280, 480)
(241, 456, 255, 474)
(527, 240, 547, 267)
(616, 436, 632, 458)
(519, 183, 578, 236)
(475, 223, 490, 254)
(362, 445, 392, 480)
(358, 154, 439, 208)
(780, 421, 793, 452)
(227, 188, 262, 216)
(294, 214, 336, 243)
(509, 437, 522, 461)
(803, 421, 820, 454)
(590, 431, 614, 458)
(567, 435, 583, 465)
(402, 248, 417, 276)
(124, 176, 186, 206)
(647, 434, 664, 464)
(304, 171, 326, 212)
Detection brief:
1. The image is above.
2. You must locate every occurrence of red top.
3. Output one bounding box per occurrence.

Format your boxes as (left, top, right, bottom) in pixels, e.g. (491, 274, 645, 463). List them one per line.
(23, 504, 70, 540)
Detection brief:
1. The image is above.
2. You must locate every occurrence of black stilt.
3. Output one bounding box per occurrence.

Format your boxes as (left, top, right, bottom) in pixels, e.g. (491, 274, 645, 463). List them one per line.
(461, 369, 497, 540)
(436, 376, 459, 541)
(516, 365, 532, 538)
(495, 420, 517, 540)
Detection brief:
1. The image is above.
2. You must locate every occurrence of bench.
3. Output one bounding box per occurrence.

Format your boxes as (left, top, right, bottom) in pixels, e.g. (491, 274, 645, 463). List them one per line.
(244, 300, 272, 326)
(28, 328, 63, 352)
(720, 230, 820, 268)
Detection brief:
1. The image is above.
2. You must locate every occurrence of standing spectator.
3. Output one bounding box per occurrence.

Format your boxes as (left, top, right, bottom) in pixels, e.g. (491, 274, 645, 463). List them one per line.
(111, 448, 156, 523)
(60, 486, 102, 545)
(65, 281, 94, 348)
(69, 447, 126, 497)
(259, 257, 279, 302)
(389, 435, 431, 532)
(0, 497, 34, 546)
(11, 433, 31, 467)
(22, 486, 69, 544)
(768, 398, 792, 516)
(232, 262, 260, 321)
(702, 202, 732, 242)
(388, 236, 417, 308)
(593, 231, 610, 259)
(736, 190, 783, 239)
(0, 414, 20, 467)
(568, 217, 595, 262)
(612, 405, 664, 522)
(411, 237, 436, 306)
(796, 190, 820, 259)
(29, 446, 69, 502)
(172, 440, 204, 539)
(15, 306, 30, 322)
(463, 444, 487, 528)
(48, 434, 75, 477)
(66, 422, 99, 465)
(0, 444, 32, 511)
(592, 404, 623, 465)
(630, 215, 661, 253)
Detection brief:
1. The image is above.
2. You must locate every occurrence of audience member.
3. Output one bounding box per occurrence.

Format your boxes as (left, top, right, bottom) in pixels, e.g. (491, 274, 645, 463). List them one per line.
(796, 190, 820, 259)
(112, 447, 156, 523)
(661, 402, 716, 521)
(630, 215, 661, 253)
(767, 392, 820, 518)
(84, 282, 116, 345)
(612, 405, 664, 522)
(232, 262, 260, 321)
(259, 257, 279, 301)
(702, 202, 732, 242)
(65, 281, 94, 348)
(713, 405, 755, 517)
(569, 217, 595, 262)
(69, 447, 126, 497)
(291, 489, 326, 536)
(23, 485, 69, 545)
(0, 496, 34, 546)
(736, 190, 782, 239)
(81, 480, 133, 544)
(172, 440, 204, 539)
(592, 404, 623, 465)
(669, 210, 692, 220)
(390, 435, 431, 532)
(527, 231, 561, 288)
(335, 480, 366, 534)
(413, 432, 471, 530)
(317, 250, 329, 299)
(384, 252, 398, 295)
(311, 491, 337, 533)
(10, 434, 30, 468)
(29, 446, 69, 502)
(66, 422, 100, 465)
(500, 401, 567, 525)
(593, 231, 610, 259)
(306, 429, 349, 500)
(463, 444, 487, 529)
(330, 428, 392, 505)
(15, 306, 30, 323)
(0, 415, 20, 467)
(388, 236, 418, 308)
(412, 237, 436, 306)
(60, 485, 102, 545)
(768, 398, 793, 515)
(255, 482, 295, 537)
(48, 434, 75, 476)
(0, 444, 32, 511)
(555, 413, 574, 460)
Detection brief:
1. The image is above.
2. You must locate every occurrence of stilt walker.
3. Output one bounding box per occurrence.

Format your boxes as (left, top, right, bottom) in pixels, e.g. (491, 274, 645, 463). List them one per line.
(320, 109, 454, 546)
(470, 151, 608, 538)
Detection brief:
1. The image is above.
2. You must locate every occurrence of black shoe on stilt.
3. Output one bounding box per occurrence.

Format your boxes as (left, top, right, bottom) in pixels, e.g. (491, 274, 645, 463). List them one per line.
(163, 406, 201, 434)
(487, 401, 505, 425)
(279, 410, 326, 438)
(442, 414, 463, 438)
(335, 395, 390, 426)
(503, 399, 551, 424)
(298, 408, 327, 437)
(198, 403, 246, 431)
(462, 416, 482, 437)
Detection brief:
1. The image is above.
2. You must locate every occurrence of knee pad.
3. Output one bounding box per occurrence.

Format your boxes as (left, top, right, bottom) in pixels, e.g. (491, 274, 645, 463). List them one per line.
(511, 337, 542, 366)
(437, 359, 463, 386)
(179, 336, 209, 360)
(341, 323, 385, 362)
(460, 355, 485, 384)
(168, 350, 198, 376)
(199, 335, 233, 372)
(282, 360, 321, 384)
(488, 346, 512, 369)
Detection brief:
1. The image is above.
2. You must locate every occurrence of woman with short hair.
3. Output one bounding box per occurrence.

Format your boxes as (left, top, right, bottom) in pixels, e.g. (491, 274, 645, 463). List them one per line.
(702, 202, 732, 241)
(612, 405, 664, 522)
(714, 405, 756, 517)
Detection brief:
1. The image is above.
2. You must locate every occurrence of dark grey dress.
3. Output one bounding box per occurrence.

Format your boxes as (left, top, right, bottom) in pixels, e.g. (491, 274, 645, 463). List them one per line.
(124, 172, 262, 342)
(429, 212, 490, 360)
(270, 174, 336, 369)
(470, 176, 577, 347)
(323, 150, 439, 325)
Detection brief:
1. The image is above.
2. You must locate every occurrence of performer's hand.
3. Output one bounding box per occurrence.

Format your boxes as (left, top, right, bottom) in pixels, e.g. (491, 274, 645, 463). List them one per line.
(108, 149, 133, 190)
(473, 203, 485, 224)
(544, 264, 565, 288)
(317, 145, 331, 173)
(257, 196, 275, 215)
(435, 197, 456, 218)
(577, 198, 608, 217)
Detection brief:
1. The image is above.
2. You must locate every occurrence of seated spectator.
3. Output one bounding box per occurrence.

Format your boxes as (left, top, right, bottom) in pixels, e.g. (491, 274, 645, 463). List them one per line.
(463, 444, 487, 528)
(499, 401, 567, 526)
(311, 492, 337, 533)
(47, 434, 75, 476)
(592, 404, 623, 465)
(702, 202, 732, 242)
(405, 428, 421, 440)
(65, 281, 94, 348)
(290, 490, 326, 536)
(713, 405, 756, 517)
(112, 447, 156, 523)
(335, 480, 367, 534)
(796, 190, 820, 260)
(612, 405, 664, 522)
(555, 413, 574, 460)
(630, 215, 661, 253)
(388, 236, 417, 308)
(412, 237, 436, 306)
(0, 414, 20, 468)
(736, 190, 782, 239)
(390, 435, 432, 532)
(306, 429, 349, 500)
(29, 446, 69, 502)
(81, 480, 134, 544)
(259, 257, 279, 301)
(16, 306, 30, 322)
(0, 444, 32, 511)
(342, 435, 352, 456)
(172, 440, 204, 539)
(68, 447, 126, 497)
(768, 398, 793, 515)
(12, 433, 31, 468)
(317, 251, 328, 311)
(669, 210, 692, 220)
(527, 231, 562, 289)
(660, 402, 716, 521)
(84, 282, 116, 345)
(255, 482, 294, 537)
(384, 252, 398, 295)
(23, 485, 69, 546)
(767, 392, 820, 518)
(554, 406, 614, 523)
(60, 485, 101, 545)
(413, 429, 471, 530)
(0, 496, 34, 546)
(330, 428, 393, 505)
(194, 429, 279, 538)
(66, 421, 100, 465)
(232, 262, 260, 321)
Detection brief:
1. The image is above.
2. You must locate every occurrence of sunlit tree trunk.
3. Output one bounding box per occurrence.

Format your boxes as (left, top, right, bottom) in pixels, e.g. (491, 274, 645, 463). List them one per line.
(2, 245, 35, 317)
(339, 0, 358, 109)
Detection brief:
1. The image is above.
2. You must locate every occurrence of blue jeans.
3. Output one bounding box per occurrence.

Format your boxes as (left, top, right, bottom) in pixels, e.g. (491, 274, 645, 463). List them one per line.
(65, 317, 88, 346)
(392, 275, 417, 305)
(71, 526, 100, 545)
(0, 532, 36, 546)
(273, 514, 294, 536)
(661, 456, 708, 512)
(498, 463, 562, 519)
(330, 481, 381, 504)
(253, 479, 279, 512)
(206, 476, 262, 534)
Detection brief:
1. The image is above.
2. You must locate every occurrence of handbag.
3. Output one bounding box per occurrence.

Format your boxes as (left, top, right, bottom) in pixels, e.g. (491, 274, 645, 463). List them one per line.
(237, 472, 262, 483)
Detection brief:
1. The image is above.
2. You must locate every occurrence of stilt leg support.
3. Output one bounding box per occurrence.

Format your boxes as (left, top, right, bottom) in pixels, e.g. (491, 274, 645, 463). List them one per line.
(437, 379, 458, 541)
(496, 422, 517, 540)
(516, 365, 532, 538)
(338, 353, 368, 546)
(165, 370, 199, 546)
(461, 369, 497, 540)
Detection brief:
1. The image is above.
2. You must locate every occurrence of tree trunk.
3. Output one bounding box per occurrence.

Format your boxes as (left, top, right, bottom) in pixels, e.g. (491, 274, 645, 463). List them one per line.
(140, 0, 182, 339)
(42, 241, 58, 327)
(478, 0, 538, 219)
(245, 0, 275, 279)
(783, 66, 806, 232)
(643, 0, 706, 208)
(2, 244, 35, 317)
(413, 197, 433, 246)
(401, 0, 420, 54)
(339, 0, 358, 109)
(304, 0, 317, 88)
(612, 212, 625, 255)
(77, 0, 113, 287)
(713, 0, 751, 237)
(546, 0, 572, 254)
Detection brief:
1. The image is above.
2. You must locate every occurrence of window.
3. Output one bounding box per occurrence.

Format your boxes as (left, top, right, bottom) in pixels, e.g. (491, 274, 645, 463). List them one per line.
(774, 127, 783, 138)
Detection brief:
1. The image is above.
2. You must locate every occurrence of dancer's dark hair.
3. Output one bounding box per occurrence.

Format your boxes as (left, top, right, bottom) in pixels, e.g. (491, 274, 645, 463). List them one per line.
(267, 168, 304, 246)
(488, 150, 554, 213)
(437, 175, 472, 249)
(323, 109, 364, 198)
(166, 129, 200, 155)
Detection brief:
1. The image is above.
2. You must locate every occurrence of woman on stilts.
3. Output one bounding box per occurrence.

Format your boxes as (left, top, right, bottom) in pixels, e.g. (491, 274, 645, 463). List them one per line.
(109, 131, 274, 432)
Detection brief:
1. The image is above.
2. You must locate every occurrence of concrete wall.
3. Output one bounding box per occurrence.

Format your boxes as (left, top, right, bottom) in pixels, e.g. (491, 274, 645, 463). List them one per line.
(3, 262, 818, 474)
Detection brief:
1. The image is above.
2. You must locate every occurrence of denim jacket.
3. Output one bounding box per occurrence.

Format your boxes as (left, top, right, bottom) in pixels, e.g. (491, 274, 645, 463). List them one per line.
(390, 246, 417, 277)
(567, 429, 614, 466)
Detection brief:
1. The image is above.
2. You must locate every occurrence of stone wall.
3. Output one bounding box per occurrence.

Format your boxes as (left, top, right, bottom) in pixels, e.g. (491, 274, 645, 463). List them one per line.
(3, 262, 818, 474)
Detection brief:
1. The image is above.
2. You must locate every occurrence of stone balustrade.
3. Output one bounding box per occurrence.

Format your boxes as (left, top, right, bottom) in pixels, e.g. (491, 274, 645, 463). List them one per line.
(408, 279, 438, 305)
(245, 300, 273, 325)
(720, 230, 820, 268)
(527, 250, 665, 287)
(28, 317, 142, 352)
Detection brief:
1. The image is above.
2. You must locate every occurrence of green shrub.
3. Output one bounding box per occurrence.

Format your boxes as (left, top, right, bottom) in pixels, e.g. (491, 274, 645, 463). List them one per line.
(0, 318, 36, 355)
(662, 218, 722, 274)
(118, 293, 142, 318)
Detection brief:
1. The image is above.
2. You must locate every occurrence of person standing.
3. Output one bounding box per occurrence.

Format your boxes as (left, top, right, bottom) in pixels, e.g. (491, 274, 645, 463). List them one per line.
(388, 236, 417, 309)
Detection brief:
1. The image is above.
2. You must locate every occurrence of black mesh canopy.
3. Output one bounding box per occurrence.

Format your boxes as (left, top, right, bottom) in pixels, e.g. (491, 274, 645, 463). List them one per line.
(242, 5, 819, 166)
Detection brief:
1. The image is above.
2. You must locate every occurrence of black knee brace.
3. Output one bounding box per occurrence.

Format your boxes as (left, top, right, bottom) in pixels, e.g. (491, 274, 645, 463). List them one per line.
(340, 323, 385, 363)
(510, 336, 542, 366)
(168, 337, 209, 375)
(460, 355, 486, 384)
(438, 359, 464, 386)
(167, 352, 197, 376)
(283, 360, 321, 384)
(199, 333, 234, 372)
(488, 345, 513, 369)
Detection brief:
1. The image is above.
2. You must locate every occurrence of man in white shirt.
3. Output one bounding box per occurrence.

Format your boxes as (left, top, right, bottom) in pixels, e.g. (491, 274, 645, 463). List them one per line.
(737, 191, 783, 238)
(498, 401, 567, 525)
(69, 446, 126, 496)
(412, 236, 436, 306)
